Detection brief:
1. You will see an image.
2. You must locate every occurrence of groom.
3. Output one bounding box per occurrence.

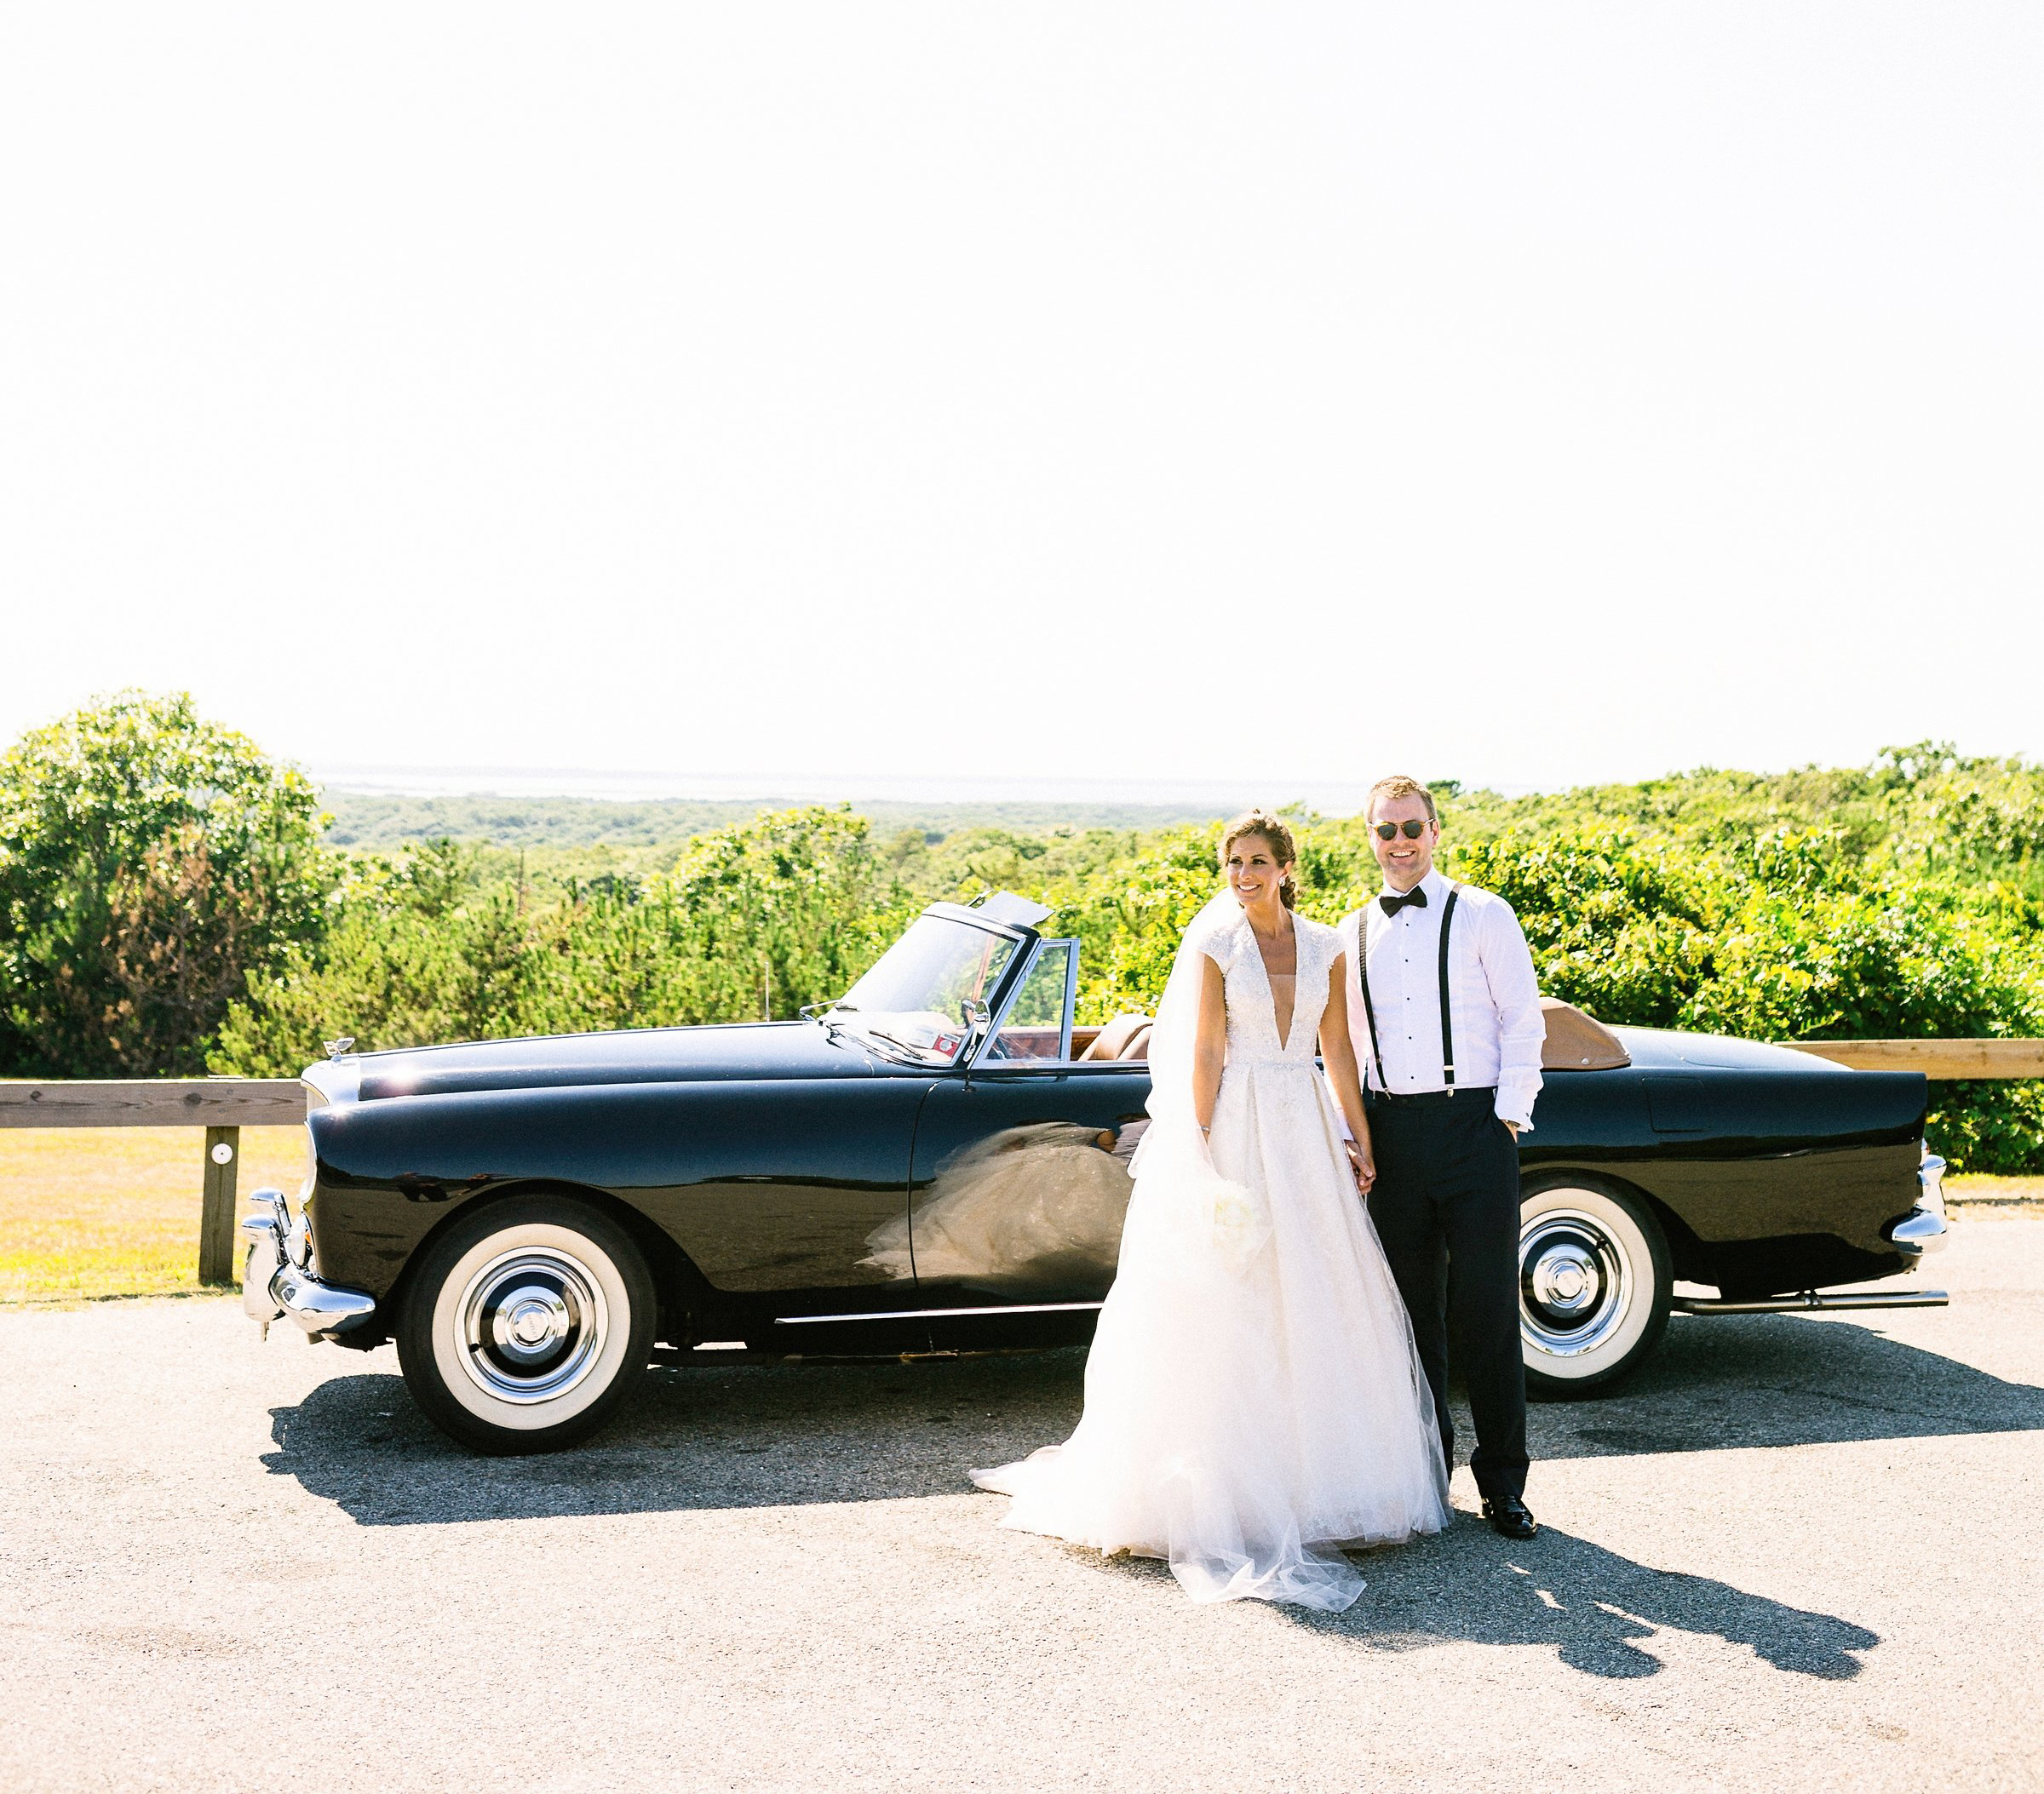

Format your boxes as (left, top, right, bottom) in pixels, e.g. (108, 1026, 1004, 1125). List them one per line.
(1338, 775, 1547, 1539)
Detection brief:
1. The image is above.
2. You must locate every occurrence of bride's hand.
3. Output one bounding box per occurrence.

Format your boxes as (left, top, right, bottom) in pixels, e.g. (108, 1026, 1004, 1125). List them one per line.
(1345, 1139, 1375, 1197)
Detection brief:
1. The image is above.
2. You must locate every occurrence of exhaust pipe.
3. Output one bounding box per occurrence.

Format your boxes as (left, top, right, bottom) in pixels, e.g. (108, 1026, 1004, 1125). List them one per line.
(1674, 1289, 1949, 1315)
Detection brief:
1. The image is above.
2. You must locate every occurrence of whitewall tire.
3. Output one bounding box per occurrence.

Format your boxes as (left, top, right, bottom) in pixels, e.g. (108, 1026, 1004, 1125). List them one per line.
(1519, 1177, 1673, 1396)
(397, 1194, 655, 1454)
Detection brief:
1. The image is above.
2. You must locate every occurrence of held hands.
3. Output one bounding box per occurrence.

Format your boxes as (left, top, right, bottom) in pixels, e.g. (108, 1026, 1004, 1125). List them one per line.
(1344, 1138, 1376, 1198)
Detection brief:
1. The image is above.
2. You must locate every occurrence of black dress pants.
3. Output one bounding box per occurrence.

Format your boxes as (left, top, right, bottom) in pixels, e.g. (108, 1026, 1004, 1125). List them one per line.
(1366, 1089, 1529, 1503)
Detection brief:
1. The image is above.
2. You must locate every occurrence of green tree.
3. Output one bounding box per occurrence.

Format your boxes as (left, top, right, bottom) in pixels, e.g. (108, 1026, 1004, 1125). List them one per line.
(0, 691, 329, 1075)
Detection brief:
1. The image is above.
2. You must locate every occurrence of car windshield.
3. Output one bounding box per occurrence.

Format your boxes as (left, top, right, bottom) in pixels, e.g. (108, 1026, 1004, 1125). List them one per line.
(824, 914, 1021, 1066)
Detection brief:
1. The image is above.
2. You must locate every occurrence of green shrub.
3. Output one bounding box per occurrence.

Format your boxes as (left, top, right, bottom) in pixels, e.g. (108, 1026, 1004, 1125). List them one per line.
(0, 692, 328, 1075)
(1450, 830, 1714, 1029)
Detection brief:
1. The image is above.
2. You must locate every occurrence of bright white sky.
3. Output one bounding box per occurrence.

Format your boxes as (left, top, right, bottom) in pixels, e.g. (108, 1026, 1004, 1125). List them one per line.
(2, 4, 2039, 804)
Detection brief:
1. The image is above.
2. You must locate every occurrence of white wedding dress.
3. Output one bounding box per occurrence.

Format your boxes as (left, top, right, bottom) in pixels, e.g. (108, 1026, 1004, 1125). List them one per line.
(973, 900, 1450, 1610)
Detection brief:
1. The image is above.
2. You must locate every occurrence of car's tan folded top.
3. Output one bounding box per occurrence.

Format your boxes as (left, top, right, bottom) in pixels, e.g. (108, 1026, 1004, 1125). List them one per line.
(1540, 996, 1631, 1069)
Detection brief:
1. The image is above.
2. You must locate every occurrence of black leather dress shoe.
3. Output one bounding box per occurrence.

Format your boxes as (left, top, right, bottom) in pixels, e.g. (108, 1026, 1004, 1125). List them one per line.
(1482, 1496, 1537, 1539)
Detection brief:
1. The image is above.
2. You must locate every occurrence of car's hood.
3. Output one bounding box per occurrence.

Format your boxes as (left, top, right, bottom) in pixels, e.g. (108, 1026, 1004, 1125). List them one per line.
(315, 1020, 881, 1103)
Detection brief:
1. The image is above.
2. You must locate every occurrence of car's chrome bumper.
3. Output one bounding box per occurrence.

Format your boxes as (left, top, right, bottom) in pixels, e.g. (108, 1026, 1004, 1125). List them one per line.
(1885, 1154, 1949, 1260)
(242, 1189, 376, 1339)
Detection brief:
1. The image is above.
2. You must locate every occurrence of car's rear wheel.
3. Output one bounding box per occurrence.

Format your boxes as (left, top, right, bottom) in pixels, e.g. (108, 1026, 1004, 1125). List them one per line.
(1519, 1177, 1672, 1397)
(396, 1194, 655, 1454)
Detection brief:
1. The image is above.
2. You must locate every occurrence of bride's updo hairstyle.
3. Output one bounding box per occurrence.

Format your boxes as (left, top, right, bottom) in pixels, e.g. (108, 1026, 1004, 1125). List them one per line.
(1220, 809, 1299, 909)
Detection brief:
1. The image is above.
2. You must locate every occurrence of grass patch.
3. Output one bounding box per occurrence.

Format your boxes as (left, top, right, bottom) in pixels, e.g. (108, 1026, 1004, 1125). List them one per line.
(0, 1127, 309, 1307)
(1948, 1174, 2044, 1212)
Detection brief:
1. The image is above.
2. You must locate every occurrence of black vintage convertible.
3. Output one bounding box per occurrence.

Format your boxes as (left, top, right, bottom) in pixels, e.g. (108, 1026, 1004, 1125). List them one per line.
(243, 893, 1949, 1453)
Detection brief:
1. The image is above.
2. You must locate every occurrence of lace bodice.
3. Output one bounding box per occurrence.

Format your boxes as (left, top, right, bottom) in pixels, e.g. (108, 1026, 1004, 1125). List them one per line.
(1204, 912, 1339, 1067)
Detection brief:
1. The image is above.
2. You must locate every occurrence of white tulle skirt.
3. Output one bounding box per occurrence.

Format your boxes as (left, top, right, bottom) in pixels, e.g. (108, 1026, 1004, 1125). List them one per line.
(972, 1057, 1451, 1610)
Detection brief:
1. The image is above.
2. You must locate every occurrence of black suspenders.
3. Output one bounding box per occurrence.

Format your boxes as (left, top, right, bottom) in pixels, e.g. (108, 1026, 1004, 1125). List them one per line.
(1356, 883, 1460, 1094)
(1356, 917, 1387, 1091)
(1438, 883, 1460, 1089)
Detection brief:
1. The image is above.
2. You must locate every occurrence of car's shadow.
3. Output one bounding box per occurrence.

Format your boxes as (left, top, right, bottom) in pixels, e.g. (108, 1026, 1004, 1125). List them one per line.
(263, 1348, 1087, 1525)
(265, 1312, 2042, 1531)
(1533, 1306, 2044, 1456)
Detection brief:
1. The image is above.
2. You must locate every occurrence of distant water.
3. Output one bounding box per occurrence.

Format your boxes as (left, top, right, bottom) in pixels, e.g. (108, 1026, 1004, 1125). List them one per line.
(310, 765, 1411, 815)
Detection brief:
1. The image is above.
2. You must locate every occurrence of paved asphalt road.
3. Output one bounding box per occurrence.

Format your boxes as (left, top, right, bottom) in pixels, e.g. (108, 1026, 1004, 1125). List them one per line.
(3, 1218, 2041, 1794)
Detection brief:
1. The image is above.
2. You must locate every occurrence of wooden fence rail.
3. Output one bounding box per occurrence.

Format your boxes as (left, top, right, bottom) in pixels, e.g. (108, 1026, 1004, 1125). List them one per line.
(3, 1040, 2041, 1291)
(0, 1080, 306, 1285)
(1777, 1040, 2044, 1079)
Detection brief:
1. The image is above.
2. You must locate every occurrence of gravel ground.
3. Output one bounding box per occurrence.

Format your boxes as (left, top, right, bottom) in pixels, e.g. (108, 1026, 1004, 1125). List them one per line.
(3, 1218, 2041, 1794)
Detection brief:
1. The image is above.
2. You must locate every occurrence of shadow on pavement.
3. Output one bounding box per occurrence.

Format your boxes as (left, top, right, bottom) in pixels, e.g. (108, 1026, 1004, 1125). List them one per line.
(261, 1312, 2041, 1528)
(1279, 1518, 1881, 1679)
(263, 1349, 1089, 1525)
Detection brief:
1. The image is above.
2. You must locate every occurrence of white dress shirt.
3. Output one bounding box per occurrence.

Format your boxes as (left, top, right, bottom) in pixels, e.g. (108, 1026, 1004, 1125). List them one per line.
(1336, 868, 1546, 1130)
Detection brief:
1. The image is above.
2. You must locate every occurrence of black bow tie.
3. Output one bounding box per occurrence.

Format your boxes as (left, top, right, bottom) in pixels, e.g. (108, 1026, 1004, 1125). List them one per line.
(1380, 886, 1428, 918)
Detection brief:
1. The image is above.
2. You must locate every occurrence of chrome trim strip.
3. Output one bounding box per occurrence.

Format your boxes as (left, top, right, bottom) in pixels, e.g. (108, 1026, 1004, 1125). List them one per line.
(1674, 1290, 1949, 1315)
(775, 1301, 1106, 1326)
(1059, 943, 1080, 1063)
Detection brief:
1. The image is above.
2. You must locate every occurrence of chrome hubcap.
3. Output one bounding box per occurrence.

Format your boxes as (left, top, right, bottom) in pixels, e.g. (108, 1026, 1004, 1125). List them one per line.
(1531, 1244, 1596, 1313)
(494, 1286, 571, 1359)
(456, 1247, 609, 1404)
(1520, 1208, 1632, 1358)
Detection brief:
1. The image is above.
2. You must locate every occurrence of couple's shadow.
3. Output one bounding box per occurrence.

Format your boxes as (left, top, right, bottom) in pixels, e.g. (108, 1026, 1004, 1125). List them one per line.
(1273, 1518, 1879, 1679)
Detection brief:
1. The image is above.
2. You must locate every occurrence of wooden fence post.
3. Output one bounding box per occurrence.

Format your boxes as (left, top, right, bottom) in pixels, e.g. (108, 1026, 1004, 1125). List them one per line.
(198, 1126, 241, 1287)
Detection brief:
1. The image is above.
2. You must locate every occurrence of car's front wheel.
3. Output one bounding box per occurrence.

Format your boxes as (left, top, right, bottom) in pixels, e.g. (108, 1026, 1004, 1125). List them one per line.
(396, 1194, 655, 1454)
(1519, 1176, 1672, 1397)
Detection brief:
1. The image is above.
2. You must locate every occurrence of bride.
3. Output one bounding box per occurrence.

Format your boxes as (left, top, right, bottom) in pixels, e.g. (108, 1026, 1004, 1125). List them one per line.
(972, 811, 1450, 1609)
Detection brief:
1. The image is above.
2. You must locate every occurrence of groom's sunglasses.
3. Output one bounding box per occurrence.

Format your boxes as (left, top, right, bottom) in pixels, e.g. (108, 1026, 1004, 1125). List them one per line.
(1372, 820, 1431, 840)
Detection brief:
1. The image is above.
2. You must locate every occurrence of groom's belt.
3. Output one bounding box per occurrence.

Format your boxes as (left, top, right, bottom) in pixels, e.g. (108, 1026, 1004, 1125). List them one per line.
(1367, 1085, 1496, 1109)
